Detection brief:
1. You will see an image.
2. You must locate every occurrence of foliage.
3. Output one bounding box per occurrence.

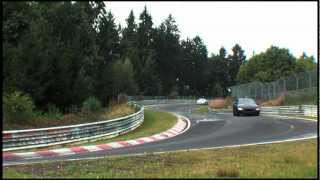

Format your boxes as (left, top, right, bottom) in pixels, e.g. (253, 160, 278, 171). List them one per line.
(211, 83, 223, 97)
(111, 58, 138, 96)
(295, 52, 316, 72)
(82, 96, 102, 112)
(228, 44, 246, 85)
(237, 46, 298, 83)
(45, 104, 63, 120)
(3, 2, 315, 115)
(3, 91, 36, 123)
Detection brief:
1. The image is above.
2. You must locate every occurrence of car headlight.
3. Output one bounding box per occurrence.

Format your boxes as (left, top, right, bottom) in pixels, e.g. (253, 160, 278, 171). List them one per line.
(256, 108, 260, 111)
(238, 107, 243, 110)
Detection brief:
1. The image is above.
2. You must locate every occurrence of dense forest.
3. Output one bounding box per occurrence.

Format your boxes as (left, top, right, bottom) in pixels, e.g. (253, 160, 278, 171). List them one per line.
(3, 2, 316, 113)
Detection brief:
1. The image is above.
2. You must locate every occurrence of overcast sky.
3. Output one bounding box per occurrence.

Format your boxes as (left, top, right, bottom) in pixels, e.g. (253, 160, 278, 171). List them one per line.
(104, 1, 318, 61)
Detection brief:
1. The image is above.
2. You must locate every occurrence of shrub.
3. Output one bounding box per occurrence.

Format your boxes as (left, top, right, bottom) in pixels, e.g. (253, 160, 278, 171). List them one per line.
(45, 103, 63, 120)
(82, 96, 102, 112)
(3, 91, 36, 123)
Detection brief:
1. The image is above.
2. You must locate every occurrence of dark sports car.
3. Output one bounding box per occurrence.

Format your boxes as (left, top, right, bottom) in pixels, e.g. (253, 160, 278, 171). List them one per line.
(233, 98, 260, 116)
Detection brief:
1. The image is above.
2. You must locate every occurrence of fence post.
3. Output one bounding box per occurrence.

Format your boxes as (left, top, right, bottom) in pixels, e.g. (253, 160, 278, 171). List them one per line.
(283, 78, 286, 92)
(294, 74, 299, 90)
(272, 82, 276, 99)
(308, 71, 312, 88)
(259, 82, 264, 99)
(254, 84, 257, 99)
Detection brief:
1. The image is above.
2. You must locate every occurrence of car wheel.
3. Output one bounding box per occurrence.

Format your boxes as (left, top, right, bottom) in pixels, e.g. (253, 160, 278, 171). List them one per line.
(233, 110, 238, 116)
(256, 112, 260, 116)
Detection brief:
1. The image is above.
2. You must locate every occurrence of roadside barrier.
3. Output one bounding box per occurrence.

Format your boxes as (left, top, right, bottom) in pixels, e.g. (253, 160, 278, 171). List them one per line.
(135, 99, 196, 105)
(260, 105, 317, 117)
(3, 115, 189, 162)
(208, 105, 317, 117)
(3, 102, 144, 151)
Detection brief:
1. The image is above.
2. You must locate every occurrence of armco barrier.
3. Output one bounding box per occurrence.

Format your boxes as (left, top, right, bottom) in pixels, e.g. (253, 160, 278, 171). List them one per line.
(3, 102, 144, 151)
(261, 105, 317, 117)
(135, 99, 196, 106)
(208, 105, 317, 117)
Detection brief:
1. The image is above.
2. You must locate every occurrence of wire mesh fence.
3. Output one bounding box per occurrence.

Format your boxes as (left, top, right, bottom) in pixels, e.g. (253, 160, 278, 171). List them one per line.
(229, 70, 317, 100)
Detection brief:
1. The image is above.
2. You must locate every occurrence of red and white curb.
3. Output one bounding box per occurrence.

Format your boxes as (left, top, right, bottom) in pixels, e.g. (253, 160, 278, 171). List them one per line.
(3, 115, 190, 161)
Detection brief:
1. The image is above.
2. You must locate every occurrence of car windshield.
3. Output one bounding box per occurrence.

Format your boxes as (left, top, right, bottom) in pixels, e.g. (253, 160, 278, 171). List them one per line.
(238, 98, 256, 105)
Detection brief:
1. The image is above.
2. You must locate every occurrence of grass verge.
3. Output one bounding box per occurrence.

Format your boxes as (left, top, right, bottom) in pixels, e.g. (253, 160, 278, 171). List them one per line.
(192, 105, 208, 114)
(81, 109, 178, 145)
(3, 139, 317, 178)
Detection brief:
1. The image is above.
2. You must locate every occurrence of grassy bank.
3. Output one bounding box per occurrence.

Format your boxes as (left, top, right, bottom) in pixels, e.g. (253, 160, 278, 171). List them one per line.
(4, 139, 317, 178)
(4, 103, 136, 130)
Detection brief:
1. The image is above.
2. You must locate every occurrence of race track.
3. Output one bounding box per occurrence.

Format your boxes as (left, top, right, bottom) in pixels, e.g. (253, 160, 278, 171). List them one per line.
(3, 103, 317, 166)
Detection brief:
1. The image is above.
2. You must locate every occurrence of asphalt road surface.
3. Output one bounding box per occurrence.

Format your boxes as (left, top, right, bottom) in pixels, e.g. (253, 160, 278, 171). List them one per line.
(3, 103, 317, 165)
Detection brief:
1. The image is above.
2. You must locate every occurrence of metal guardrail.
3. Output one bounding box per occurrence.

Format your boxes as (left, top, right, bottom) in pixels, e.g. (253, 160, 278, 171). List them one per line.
(134, 99, 196, 106)
(128, 96, 197, 100)
(2, 102, 144, 151)
(261, 105, 317, 117)
(208, 105, 317, 117)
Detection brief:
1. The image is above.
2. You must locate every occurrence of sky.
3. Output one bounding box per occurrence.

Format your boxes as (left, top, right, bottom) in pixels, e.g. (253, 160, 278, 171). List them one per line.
(104, 1, 318, 61)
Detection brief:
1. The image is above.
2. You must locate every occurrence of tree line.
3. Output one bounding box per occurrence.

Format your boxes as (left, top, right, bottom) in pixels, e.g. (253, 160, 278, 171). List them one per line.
(3, 2, 316, 112)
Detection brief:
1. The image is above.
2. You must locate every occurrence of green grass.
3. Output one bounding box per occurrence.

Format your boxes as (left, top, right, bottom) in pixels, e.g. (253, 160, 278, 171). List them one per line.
(3, 139, 317, 178)
(82, 109, 178, 145)
(10, 109, 178, 152)
(192, 105, 208, 114)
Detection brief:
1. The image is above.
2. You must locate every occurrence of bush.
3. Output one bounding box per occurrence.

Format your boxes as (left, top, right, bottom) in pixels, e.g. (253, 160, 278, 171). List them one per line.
(3, 91, 36, 123)
(45, 103, 63, 120)
(82, 96, 102, 112)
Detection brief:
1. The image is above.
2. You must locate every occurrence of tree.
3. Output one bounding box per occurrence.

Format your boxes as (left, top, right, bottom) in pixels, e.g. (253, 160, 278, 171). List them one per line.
(92, 8, 121, 104)
(153, 14, 181, 95)
(295, 52, 316, 72)
(3, 2, 34, 93)
(219, 47, 227, 58)
(237, 46, 297, 83)
(135, 6, 161, 95)
(119, 10, 140, 93)
(179, 36, 208, 96)
(120, 10, 137, 56)
(3, 2, 98, 111)
(207, 48, 231, 97)
(228, 44, 246, 85)
(111, 58, 138, 96)
(211, 83, 223, 98)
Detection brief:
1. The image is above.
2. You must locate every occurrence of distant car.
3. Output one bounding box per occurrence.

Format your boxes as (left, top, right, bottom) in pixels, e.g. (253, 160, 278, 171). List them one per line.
(233, 98, 260, 116)
(196, 98, 208, 105)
